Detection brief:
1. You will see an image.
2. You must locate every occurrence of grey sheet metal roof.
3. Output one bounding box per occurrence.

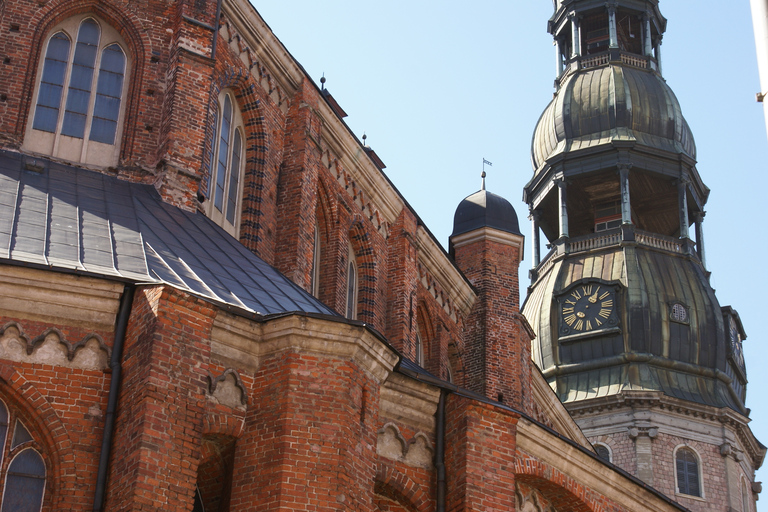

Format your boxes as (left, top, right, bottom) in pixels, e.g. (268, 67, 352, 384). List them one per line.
(0, 151, 337, 317)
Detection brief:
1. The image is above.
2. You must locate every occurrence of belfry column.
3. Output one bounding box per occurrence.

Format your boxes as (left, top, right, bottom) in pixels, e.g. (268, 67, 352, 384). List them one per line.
(555, 40, 564, 77)
(556, 178, 569, 239)
(677, 173, 690, 240)
(608, 4, 619, 49)
(643, 14, 653, 56)
(694, 211, 707, 268)
(530, 208, 541, 267)
(619, 165, 632, 224)
(570, 13, 581, 58)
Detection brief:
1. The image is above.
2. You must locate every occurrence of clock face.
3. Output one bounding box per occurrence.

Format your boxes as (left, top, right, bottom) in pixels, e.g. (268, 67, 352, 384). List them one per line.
(560, 282, 618, 335)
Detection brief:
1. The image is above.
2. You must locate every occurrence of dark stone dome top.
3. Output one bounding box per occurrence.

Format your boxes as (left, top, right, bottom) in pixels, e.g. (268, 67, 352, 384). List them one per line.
(451, 189, 521, 237)
(531, 65, 696, 173)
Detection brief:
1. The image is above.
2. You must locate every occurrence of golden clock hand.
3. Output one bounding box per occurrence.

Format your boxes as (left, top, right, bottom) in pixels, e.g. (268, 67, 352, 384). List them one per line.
(588, 291, 599, 303)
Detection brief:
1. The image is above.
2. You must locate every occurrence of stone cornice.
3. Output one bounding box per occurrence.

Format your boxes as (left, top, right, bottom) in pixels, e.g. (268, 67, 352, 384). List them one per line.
(566, 391, 765, 468)
(415, 226, 476, 321)
(0, 265, 123, 331)
(223, 0, 408, 235)
(223, 0, 303, 111)
(516, 417, 686, 512)
(380, 372, 440, 433)
(319, 124, 403, 235)
(450, 226, 525, 252)
(211, 311, 399, 382)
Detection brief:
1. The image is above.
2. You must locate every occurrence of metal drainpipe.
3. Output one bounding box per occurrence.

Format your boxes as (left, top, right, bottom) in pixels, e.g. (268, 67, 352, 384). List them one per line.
(435, 389, 447, 512)
(198, 0, 224, 201)
(92, 284, 136, 512)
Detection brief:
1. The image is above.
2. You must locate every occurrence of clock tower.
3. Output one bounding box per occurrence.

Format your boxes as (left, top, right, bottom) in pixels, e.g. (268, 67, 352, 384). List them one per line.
(522, 1, 764, 510)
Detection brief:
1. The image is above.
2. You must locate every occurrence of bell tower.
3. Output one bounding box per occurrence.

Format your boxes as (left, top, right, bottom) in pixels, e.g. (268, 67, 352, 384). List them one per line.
(522, 1, 764, 510)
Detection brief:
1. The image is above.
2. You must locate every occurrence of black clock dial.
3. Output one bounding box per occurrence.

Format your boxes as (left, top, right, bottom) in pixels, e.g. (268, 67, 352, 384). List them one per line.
(561, 284, 615, 332)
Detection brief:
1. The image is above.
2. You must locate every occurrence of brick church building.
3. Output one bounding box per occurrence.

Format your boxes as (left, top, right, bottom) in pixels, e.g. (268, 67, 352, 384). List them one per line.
(0, 0, 761, 510)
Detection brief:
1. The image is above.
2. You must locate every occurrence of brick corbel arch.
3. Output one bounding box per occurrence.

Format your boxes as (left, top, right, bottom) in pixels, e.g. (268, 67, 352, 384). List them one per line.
(0, 362, 75, 511)
(514, 453, 603, 512)
(17, 0, 149, 161)
(375, 460, 432, 512)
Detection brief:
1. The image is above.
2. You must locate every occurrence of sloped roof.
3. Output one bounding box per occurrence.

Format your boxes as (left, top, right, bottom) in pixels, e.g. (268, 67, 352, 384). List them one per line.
(0, 151, 337, 317)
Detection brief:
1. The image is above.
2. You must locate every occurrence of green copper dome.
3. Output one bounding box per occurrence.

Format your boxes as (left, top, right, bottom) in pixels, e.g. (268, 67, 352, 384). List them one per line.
(531, 64, 696, 173)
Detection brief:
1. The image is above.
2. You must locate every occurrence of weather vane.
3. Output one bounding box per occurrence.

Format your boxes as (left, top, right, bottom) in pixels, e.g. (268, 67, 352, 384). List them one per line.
(482, 158, 492, 190)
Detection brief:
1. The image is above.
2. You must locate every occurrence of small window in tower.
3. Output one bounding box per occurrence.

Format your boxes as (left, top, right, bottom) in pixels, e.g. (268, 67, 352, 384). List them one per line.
(594, 443, 611, 462)
(594, 200, 622, 232)
(675, 447, 702, 497)
(670, 303, 689, 324)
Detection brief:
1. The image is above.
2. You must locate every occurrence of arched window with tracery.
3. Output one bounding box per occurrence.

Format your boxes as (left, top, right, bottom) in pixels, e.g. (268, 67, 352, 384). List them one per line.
(675, 447, 702, 497)
(0, 399, 47, 512)
(346, 243, 358, 320)
(207, 90, 245, 237)
(24, 15, 129, 167)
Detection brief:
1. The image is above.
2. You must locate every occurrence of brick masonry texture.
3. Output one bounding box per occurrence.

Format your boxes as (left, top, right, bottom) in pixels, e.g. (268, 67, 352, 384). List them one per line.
(0, 0, 757, 510)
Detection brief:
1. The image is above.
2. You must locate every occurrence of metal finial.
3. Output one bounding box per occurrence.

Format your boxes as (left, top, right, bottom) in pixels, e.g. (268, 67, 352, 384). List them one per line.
(320, 73, 326, 90)
(362, 132, 368, 147)
(481, 158, 492, 190)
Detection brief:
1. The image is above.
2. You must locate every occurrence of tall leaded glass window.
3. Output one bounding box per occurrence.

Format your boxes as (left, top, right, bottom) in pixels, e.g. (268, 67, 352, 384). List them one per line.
(32, 33, 70, 133)
(25, 15, 129, 167)
(676, 447, 701, 497)
(91, 44, 126, 144)
(0, 399, 47, 512)
(61, 19, 100, 138)
(207, 91, 245, 236)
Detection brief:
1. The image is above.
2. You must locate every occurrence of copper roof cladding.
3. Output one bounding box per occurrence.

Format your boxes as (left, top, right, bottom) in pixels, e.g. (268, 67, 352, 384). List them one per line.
(531, 64, 697, 173)
(0, 151, 337, 318)
(451, 189, 522, 238)
(522, 243, 745, 414)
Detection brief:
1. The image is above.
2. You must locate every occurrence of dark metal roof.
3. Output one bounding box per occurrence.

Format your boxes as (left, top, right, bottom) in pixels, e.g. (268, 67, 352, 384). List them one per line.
(0, 151, 337, 317)
(451, 189, 522, 237)
(523, 242, 745, 414)
(531, 64, 696, 172)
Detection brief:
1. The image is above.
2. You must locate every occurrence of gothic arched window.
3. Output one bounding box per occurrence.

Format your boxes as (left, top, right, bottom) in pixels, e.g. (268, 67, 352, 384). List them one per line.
(25, 15, 129, 167)
(207, 90, 245, 237)
(675, 447, 701, 497)
(415, 332, 424, 366)
(0, 400, 47, 512)
(311, 224, 321, 298)
(346, 243, 358, 320)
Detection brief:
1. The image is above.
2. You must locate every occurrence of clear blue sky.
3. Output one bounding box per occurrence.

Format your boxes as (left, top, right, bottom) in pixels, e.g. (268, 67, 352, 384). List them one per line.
(254, 0, 768, 501)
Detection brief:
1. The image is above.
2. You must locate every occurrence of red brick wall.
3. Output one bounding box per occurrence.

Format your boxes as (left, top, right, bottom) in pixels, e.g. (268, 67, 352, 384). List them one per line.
(453, 236, 532, 411)
(445, 395, 519, 511)
(107, 286, 215, 512)
(229, 350, 380, 511)
(0, 316, 115, 511)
